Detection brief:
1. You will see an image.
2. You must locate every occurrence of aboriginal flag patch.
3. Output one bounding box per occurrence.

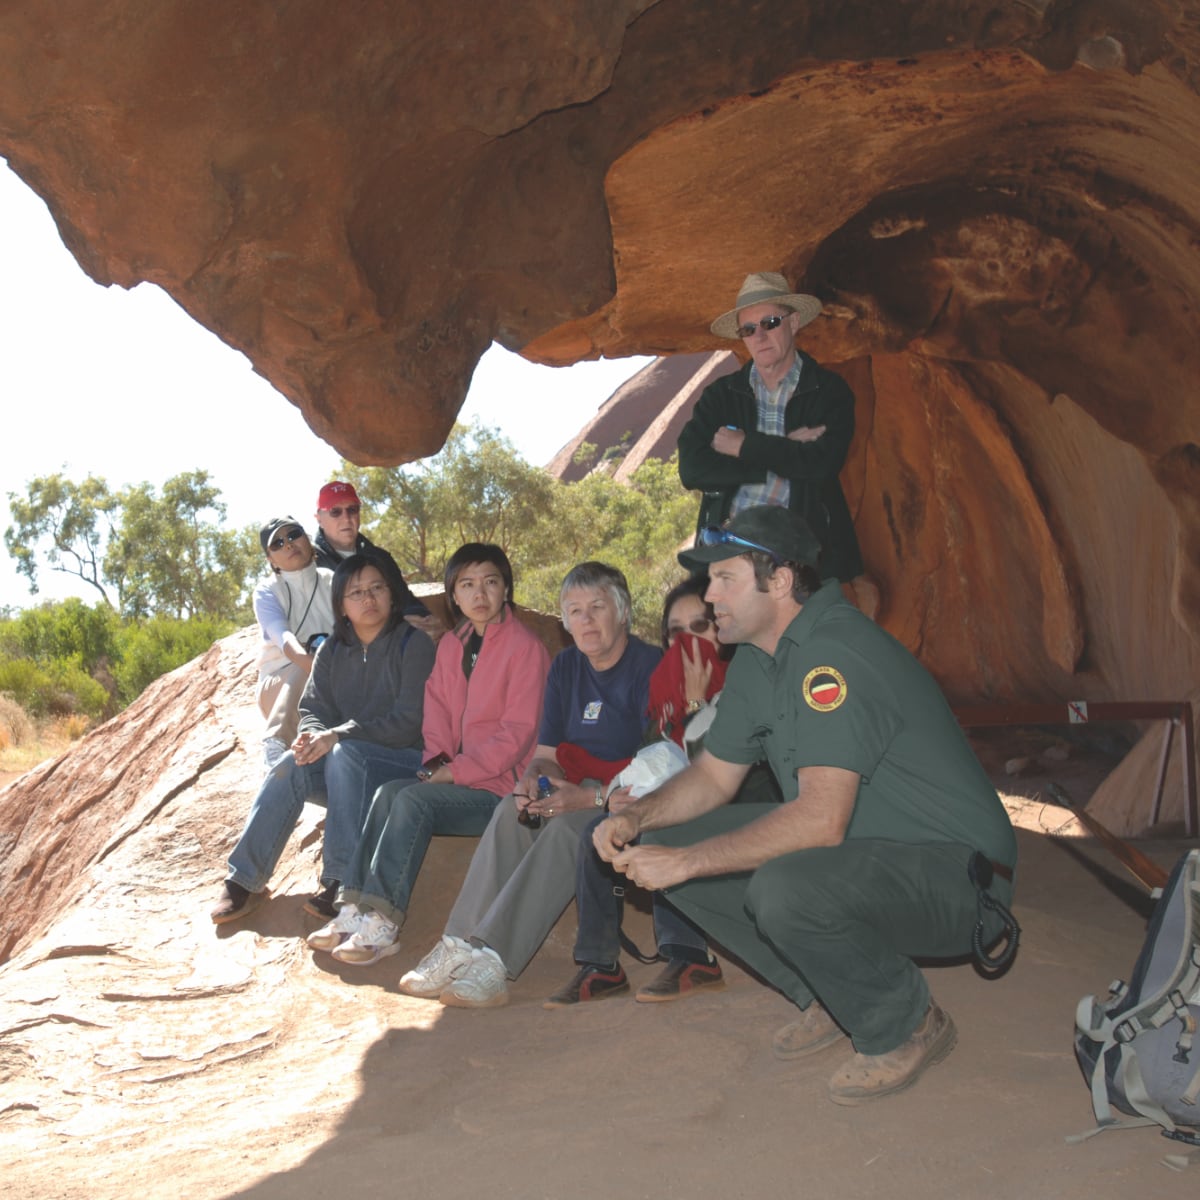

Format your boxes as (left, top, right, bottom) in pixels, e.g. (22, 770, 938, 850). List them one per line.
(802, 666, 847, 712)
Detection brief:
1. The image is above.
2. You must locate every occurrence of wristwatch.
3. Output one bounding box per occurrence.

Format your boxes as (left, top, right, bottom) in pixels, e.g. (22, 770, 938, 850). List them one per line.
(594, 786, 605, 807)
(685, 699, 703, 716)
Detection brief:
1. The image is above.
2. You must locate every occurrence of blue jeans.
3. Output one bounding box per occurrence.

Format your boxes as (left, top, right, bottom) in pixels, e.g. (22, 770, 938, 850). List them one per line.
(226, 740, 421, 892)
(320, 741, 423, 887)
(341, 781, 501, 924)
(573, 812, 709, 967)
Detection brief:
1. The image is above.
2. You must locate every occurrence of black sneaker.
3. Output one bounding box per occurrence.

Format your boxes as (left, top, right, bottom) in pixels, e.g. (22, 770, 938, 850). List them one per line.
(544, 963, 630, 1009)
(635, 956, 724, 1003)
(302, 880, 339, 919)
(210, 880, 266, 925)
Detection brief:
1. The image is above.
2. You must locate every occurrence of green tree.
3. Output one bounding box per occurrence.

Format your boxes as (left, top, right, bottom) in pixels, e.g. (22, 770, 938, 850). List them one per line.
(6, 470, 259, 622)
(0, 597, 121, 674)
(340, 422, 555, 582)
(5, 472, 120, 606)
(516, 454, 695, 638)
(111, 614, 236, 705)
(335, 427, 696, 642)
(572, 441, 598, 469)
(106, 471, 258, 621)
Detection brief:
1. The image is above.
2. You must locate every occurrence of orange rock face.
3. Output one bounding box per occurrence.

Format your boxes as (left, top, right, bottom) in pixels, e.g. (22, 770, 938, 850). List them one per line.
(1, 2, 1199, 729)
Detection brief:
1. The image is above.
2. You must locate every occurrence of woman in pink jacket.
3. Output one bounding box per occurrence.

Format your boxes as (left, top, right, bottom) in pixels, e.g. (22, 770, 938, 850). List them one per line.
(308, 543, 551, 965)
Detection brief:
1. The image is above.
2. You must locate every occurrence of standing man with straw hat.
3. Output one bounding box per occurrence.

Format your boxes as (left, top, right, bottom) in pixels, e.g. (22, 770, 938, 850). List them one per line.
(678, 272, 864, 586)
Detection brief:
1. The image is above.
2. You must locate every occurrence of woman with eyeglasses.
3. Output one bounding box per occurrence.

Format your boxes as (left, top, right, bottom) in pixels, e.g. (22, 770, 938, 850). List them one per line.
(211, 551, 435, 926)
(307, 543, 552, 965)
(544, 575, 736, 1007)
(253, 516, 335, 772)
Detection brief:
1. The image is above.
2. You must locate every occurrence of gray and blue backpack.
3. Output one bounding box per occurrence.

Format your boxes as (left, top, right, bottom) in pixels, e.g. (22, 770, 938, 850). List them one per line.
(1074, 848, 1200, 1145)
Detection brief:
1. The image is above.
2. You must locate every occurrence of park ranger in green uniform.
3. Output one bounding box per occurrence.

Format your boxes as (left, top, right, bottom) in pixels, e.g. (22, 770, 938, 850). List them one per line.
(594, 505, 1017, 1105)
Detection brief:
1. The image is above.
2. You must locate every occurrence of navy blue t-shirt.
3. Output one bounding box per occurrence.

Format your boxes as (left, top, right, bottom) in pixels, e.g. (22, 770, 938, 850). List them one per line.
(538, 637, 661, 760)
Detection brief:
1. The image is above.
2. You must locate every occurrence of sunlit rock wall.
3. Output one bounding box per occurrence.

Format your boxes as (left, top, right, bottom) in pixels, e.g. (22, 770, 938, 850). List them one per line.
(2, 1, 1198, 764)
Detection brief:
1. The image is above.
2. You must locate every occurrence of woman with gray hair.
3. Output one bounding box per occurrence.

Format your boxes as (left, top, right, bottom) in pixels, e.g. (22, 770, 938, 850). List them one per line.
(400, 561, 661, 1007)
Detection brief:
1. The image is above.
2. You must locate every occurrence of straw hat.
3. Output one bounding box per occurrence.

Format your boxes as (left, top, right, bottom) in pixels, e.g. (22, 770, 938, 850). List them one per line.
(710, 271, 823, 339)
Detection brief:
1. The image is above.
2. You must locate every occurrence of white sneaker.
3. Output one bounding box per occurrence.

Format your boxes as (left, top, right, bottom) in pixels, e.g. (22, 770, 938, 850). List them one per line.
(440, 948, 509, 1009)
(331, 909, 402, 966)
(306, 902, 364, 952)
(399, 935, 474, 998)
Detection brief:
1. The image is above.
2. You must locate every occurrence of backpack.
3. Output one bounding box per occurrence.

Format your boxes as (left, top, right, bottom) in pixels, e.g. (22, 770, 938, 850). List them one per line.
(1073, 849, 1200, 1143)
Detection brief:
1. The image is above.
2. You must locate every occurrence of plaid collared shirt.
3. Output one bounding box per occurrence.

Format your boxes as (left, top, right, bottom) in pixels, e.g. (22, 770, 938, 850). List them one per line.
(730, 355, 802, 516)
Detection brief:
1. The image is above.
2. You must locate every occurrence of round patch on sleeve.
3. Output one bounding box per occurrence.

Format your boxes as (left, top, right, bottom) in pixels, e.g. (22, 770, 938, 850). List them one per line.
(802, 666, 847, 712)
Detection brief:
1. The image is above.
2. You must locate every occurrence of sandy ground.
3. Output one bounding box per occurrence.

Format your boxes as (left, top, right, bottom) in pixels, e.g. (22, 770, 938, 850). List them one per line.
(2, 726, 1199, 1198)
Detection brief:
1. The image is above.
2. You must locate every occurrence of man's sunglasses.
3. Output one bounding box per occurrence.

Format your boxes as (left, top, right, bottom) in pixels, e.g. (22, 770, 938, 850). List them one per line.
(697, 525, 781, 563)
(269, 528, 307, 552)
(736, 314, 787, 339)
(323, 505, 360, 519)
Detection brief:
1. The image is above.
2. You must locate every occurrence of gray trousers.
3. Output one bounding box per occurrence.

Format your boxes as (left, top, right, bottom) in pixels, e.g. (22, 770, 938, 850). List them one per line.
(647, 805, 1012, 1055)
(445, 795, 596, 978)
(256, 663, 308, 747)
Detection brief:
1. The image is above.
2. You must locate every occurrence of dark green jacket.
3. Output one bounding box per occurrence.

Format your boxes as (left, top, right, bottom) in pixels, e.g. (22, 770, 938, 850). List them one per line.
(677, 354, 863, 582)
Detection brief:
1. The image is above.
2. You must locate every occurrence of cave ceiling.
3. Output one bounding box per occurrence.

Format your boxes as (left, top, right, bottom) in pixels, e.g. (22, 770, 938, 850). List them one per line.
(2, 0, 1200, 716)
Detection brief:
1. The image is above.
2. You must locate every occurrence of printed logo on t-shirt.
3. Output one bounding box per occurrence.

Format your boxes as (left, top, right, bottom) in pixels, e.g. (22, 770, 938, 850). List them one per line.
(582, 700, 603, 723)
(802, 666, 847, 713)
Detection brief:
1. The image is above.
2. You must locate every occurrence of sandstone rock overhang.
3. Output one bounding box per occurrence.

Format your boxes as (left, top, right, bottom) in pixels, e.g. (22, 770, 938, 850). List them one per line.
(0, 3, 1190, 459)
(2, 2, 1199, 709)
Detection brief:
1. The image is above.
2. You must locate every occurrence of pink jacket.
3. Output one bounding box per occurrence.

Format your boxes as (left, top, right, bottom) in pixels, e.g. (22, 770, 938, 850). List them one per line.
(421, 607, 551, 796)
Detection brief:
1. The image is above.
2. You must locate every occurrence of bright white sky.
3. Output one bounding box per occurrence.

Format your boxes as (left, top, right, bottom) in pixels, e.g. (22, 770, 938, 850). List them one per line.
(0, 159, 651, 612)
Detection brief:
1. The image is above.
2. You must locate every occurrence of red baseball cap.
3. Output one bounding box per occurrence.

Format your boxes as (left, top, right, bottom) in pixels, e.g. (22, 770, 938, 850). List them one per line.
(317, 481, 360, 510)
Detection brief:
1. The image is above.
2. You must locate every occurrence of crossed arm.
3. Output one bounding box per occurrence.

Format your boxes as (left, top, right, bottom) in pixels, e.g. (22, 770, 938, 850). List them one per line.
(593, 755, 861, 891)
(711, 424, 826, 457)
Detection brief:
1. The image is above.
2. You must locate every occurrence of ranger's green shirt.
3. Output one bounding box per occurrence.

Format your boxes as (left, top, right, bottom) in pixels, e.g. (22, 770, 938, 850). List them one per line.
(706, 581, 1017, 867)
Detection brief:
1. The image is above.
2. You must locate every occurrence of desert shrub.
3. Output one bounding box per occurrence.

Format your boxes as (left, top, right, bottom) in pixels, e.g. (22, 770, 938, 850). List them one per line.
(0, 694, 35, 748)
(0, 654, 110, 719)
(0, 598, 121, 675)
(51, 713, 90, 740)
(112, 615, 234, 705)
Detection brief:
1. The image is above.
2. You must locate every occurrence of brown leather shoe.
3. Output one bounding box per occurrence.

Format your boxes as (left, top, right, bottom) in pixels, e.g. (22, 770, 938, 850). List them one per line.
(772, 1002, 848, 1061)
(827, 1002, 957, 1105)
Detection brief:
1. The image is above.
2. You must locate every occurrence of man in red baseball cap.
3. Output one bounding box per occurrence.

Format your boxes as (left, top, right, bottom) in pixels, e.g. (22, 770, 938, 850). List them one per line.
(313, 481, 442, 636)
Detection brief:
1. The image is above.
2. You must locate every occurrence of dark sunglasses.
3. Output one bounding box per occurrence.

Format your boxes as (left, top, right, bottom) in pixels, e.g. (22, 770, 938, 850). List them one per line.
(698, 525, 781, 564)
(268, 528, 307, 552)
(736, 314, 787, 339)
(324, 504, 360, 519)
(669, 616, 714, 641)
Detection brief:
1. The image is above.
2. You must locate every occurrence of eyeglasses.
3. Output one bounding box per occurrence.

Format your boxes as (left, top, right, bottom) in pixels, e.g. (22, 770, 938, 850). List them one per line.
(323, 505, 360, 519)
(668, 616, 714, 642)
(268, 528, 307, 551)
(736, 314, 787, 339)
(344, 582, 389, 604)
(697, 525, 781, 563)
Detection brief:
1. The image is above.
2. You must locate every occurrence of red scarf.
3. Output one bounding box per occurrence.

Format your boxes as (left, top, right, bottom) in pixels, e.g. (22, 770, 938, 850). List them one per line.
(647, 634, 727, 746)
(555, 743, 631, 787)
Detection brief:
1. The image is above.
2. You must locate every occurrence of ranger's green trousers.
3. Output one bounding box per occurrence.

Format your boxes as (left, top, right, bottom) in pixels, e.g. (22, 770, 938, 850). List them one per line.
(646, 805, 1013, 1055)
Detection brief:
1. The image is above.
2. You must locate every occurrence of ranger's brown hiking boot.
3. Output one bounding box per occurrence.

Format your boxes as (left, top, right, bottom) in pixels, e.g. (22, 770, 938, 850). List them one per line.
(827, 1002, 957, 1105)
(772, 1001, 848, 1061)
